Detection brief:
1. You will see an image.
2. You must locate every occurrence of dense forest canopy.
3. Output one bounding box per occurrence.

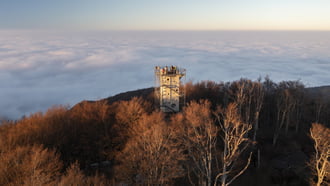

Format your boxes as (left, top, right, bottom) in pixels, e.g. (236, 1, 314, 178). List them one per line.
(0, 78, 329, 186)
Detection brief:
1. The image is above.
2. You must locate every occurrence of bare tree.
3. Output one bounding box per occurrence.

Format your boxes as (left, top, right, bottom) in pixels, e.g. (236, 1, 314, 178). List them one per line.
(110, 97, 150, 160)
(0, 145, 62, 186)
(285, 81, 304, 134)
(291, 82, 305, 133)
(182, 100, 218, 186)
(228, 80, 264, 170)
(309, 123, 330, 186)
(214, 103, 252, 186)
(24, 146, 63, 186)
(262, 76, 278, 128)
(181, 100, 253, 186)
(58, 162, 108, 186)
(273, 81, 304, 145)
(315, 96, 325, 123)
(230, 79, 264, 142)
(251, 80, 264, 142)
(250, 80, 264, 169)
(273, 88, 294, 146)
(115, 111, 185, 185)
(115, 97, 149, 138)
(231, 79, 249, 123)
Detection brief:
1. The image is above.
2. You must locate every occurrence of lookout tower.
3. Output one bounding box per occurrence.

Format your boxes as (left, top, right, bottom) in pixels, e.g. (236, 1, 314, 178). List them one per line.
(155, 66, 186, 112)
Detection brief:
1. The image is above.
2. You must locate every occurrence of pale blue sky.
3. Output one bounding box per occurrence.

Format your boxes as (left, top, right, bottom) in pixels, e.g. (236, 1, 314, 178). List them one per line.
(1, 0, 330, 30)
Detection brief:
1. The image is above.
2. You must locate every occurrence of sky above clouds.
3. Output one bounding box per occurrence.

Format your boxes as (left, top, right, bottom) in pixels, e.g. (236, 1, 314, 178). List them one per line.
(0, 0, 330, 30)
(0, 2, 330, 119)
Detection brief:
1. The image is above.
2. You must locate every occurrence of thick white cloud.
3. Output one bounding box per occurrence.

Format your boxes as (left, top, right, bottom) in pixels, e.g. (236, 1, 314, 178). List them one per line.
(0, 30, 329, 120)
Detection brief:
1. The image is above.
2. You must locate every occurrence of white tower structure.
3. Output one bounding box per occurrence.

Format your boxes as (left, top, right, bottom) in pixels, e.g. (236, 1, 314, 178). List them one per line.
(155, 66, 186, 112)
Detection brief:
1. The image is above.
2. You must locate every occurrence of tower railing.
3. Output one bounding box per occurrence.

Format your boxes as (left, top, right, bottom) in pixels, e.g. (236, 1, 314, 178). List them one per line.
(154, 66, 186, 112)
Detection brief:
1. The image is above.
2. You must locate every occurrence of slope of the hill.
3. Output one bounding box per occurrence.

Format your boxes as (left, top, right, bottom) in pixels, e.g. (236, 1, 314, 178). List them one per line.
(80, 85, 330, 107)
(68, 83, 330, 186)
(104, 87, 154, 104)
(2, 80, 329, 186)
(305, 85, 330, 101)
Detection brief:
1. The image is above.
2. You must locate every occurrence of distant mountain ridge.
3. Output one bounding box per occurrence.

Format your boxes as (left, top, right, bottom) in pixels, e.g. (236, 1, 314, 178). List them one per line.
(103, 87, 154, 104)
(306, 85, 330, 101)
(98, 85, 330, 105)
(3, 85, 328, 124)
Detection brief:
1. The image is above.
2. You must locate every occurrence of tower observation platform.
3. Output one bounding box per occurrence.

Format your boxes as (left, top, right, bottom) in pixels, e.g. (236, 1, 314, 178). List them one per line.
(154, 66, 186, 112)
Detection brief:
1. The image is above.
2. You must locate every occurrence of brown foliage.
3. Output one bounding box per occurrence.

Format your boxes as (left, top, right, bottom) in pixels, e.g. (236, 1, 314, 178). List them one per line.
(0, 106, 69, 152)
(185, 81, 226, 107)
(180, 100, 252, 186)
(115, 97, 150, 127)
(1, 78, 329, 185)
(58, 162, 108, 186)
(110, 97, 150, 157)
(115, 111, 185, 185)
(0, 145, 62, 186)
(181, 100, 217, 186)
(66, 100, 113, 165)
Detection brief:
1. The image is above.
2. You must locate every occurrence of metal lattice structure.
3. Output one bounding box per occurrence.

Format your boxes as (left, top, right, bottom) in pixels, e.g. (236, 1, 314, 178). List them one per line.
(155, 66, 186, 112)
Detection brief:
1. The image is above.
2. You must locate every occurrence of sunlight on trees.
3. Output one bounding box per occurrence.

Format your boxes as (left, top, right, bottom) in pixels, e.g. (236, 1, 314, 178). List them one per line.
(0, 78, 329, 185)
(115, 111, 185, 185)
(58, 162, 108, 186)
(115, 97, 150, 136)
(182, 100, 217, 186)
(215, 103, 252, 186)
(273, 81, 304, 146)
(309, 123, 330, 186)
(180, 100, 252, 186)
(0, 145, 62, 186)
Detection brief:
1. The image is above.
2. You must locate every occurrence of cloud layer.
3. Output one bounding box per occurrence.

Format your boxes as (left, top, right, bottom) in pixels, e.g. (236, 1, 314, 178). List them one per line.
(1, 30, 330, 119)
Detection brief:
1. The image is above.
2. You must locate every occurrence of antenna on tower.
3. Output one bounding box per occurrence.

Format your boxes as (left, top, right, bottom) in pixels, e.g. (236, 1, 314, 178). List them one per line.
(154, 65, 186, 112)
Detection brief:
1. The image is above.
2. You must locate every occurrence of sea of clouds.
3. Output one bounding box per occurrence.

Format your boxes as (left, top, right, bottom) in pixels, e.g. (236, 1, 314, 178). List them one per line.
(0, 30, 330, 120)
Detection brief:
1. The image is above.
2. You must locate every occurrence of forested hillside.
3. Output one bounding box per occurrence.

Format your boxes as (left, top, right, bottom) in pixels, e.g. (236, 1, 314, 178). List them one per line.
(0, 78, 329, 186)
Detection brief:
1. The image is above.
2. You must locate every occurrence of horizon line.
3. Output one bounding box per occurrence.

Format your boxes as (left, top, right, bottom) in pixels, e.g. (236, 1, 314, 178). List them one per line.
(1, 28, 330, 32)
